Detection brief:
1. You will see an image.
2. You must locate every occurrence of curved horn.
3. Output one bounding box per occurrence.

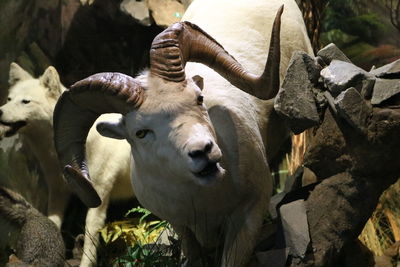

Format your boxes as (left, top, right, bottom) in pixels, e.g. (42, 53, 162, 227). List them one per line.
(150, 5, 283, 100)
(54, 72, 144, 207)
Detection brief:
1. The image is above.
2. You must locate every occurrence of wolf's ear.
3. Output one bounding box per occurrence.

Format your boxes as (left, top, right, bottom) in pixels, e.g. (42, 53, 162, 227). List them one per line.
(40, 66, 63, 98)
(8, 62, 33, 86)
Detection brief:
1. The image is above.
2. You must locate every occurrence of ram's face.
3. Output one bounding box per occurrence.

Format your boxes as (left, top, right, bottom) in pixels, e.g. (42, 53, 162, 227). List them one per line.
(98, 76, 224, 185)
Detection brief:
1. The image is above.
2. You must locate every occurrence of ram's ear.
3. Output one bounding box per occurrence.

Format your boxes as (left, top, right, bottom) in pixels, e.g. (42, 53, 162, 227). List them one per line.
(192, 75, 204, 90)
(96, 120, 127, 140)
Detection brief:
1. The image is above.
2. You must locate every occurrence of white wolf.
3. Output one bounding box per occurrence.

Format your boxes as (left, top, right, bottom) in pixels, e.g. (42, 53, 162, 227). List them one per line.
(0, 63, 134, 267)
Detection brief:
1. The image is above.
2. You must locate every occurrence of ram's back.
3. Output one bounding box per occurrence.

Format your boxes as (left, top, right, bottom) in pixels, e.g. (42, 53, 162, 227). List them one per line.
(183, 0, 313, 81)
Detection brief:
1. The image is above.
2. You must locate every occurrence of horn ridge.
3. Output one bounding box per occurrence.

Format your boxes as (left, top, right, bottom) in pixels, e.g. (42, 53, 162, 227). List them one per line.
(259, 4, 283, 99)
(149, 5, 283, 100)
(69, 72, 144, 109)
(53, 72, 144, 207)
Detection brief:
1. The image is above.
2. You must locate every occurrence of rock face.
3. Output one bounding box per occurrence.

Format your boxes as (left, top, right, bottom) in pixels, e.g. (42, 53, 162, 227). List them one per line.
(273, 44, 400, 267)
(370, 59, 400, 78)
(334, 87, 372, 134)
(148, 0, 185, 27)
(274, 52, 321, 134)
(320, 60, 371, 97)
(120, 0, 150, 26)
(120, 0, 185, 27)
(0, 0, 61, 100)
(275, 44, 400, 136)
(279, 200, 310, 258)
(371, 78, 400, 105)
(316, 43, 352, 65)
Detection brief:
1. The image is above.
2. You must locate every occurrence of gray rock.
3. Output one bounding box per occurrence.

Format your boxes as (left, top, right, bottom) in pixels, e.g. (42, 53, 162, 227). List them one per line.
(360, 78, 375, 100)
(370, 59, 400, 78)
(280, 199, 310, 258)
(334, 87, 372, 133)
(148, 0, 185, 28)
(313, 88, 328, 110)
(317, 43, 352, 65)
(120, 0, 151, 26)
(321, 60, 371, 97)
(269, 192, 286, 219)
(256, 248, 290, 267)
(371, 78, 400, 105)
(274, 51, 320, 134)
(181, 0, 194, 9)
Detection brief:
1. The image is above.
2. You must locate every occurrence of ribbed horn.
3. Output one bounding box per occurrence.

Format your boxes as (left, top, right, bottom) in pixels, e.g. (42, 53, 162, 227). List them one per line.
(150, 5, 283, 100)
(54, 72, 144, 207)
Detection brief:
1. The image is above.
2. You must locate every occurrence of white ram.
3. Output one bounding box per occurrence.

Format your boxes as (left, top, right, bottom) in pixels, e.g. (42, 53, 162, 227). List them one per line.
(0, 63, 133, 267)
(54, 0, 312, 265)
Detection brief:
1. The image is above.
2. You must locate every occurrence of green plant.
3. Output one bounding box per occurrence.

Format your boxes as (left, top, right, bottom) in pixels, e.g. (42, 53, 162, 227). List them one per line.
(116, 242, 179, 267)
(100, 206, 181, 267)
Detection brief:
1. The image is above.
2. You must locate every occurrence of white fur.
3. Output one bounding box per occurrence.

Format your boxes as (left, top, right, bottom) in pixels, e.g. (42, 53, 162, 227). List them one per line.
(95, 0, 313, 265)
(0, 63, 134, 267)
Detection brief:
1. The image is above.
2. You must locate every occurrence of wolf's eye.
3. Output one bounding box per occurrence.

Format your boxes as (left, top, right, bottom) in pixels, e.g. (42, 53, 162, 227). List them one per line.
(197, 95, 204, 105)
(7, 97, 11, 102)
(136, 129, 149, 139)
(21, 100, 30, 104)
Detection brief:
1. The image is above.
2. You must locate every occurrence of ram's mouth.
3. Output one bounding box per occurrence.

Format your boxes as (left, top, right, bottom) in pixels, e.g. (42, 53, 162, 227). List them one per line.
(0, 121, 27, 137)
(193, 161, 220, 178)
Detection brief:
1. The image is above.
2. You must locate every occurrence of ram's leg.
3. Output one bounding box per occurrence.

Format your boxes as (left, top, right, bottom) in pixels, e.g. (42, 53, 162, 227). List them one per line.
(173, 225, 205, 267)
(79, 195, 110, 267)
(221, 200, 266, 267)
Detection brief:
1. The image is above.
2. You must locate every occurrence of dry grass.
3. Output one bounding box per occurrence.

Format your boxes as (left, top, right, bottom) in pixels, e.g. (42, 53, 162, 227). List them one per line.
(359, 180, 400, 258)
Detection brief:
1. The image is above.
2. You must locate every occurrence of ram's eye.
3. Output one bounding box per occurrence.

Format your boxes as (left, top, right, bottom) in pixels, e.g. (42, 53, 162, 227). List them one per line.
(197, 95, 204, 105)
(7, 97, 11, 102)
(22, 100, 30, 104)
(136, 129, 148, 139)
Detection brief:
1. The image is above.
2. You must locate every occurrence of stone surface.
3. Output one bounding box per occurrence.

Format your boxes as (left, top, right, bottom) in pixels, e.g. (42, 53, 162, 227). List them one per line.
(335, 87, 372, 133)
(371, 78, 400, 105)
(0, 0, 61, 100)
(360, 78, 376, 100)
(269, 192, 286, 219)
(305, 172, 393, 267)
(290, 58, 400, 266)
(274, 51, 321, 134)
(181, 0, 194, 9)
(256, 248, 290, 267)
(370, 59, 400, 78)
(317, 43, 352, 65)
(321, 60, 371, 97)
(280, 199, 310, 258)
(148, 0, 185, 28)
(120, 0, 150, 26)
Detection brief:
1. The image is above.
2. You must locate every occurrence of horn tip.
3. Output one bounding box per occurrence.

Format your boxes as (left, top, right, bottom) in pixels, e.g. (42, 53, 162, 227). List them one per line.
(64, 165, 102, 208)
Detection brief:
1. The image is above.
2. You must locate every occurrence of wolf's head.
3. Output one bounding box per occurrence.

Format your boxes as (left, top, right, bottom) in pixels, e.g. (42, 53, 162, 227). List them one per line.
(0, 63, 65, 138)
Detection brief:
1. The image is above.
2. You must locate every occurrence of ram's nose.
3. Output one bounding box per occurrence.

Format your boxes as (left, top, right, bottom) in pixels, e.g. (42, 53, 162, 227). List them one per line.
(188, 140, 221, 162)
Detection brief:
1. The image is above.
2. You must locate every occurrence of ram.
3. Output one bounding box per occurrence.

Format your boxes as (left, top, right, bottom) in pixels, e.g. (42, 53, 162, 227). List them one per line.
(0, 63, 133, 267)
(54, 0, 312, 265)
